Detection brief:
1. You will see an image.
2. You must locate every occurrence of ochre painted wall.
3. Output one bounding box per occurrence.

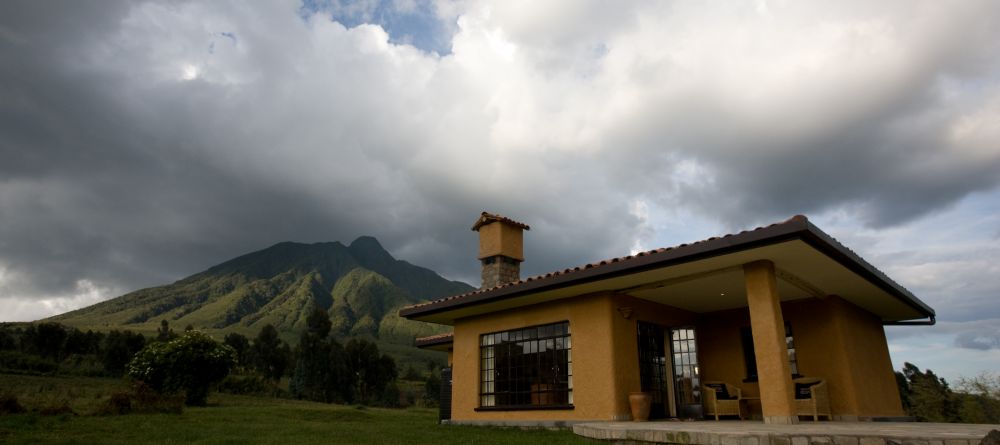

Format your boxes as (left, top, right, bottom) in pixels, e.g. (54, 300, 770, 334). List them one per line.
(476, 222, 524, 261)
(449, 293, 903, 422)
(778, 297, 903, 417)
(450, 293, 696, 421)
(697, 308, 757, 395)
(697, 297, 904, 418)
(608, 295, 699, 417)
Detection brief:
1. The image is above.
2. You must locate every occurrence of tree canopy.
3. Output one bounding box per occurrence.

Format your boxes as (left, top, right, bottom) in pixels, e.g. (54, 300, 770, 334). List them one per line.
(127, 331, 236, 406)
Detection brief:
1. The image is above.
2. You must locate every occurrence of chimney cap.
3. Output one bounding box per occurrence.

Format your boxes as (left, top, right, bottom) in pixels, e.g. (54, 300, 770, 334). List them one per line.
(471, 212, 531, 231)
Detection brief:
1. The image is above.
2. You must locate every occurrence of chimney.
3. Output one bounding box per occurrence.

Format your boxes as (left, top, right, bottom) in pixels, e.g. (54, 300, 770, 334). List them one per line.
(471, 212, 530, 289)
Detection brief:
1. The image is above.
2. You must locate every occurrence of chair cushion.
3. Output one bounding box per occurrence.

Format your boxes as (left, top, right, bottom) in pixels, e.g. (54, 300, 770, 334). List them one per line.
(795, 381, 820, 400)
(705, 383, 734, 400)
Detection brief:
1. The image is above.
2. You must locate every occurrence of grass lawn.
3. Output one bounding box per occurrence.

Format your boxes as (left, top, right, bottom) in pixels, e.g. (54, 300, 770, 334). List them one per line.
(0, 374, 598, 445)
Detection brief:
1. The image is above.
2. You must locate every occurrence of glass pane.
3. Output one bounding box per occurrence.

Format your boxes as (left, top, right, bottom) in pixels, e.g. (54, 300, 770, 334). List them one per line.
(478, 321, 572, 408)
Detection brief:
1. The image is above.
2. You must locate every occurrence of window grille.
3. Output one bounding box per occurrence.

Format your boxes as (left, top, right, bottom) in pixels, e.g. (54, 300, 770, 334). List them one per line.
(479, 321, 572, 408)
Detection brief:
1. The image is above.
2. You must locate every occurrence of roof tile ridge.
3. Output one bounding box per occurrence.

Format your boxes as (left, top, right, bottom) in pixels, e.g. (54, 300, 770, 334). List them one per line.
(404, 215, 809, 311)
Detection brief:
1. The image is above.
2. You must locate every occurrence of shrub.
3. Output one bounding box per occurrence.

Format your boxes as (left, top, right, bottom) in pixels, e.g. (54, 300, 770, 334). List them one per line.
(217, 374, 271, 396)
(0, 393, 26, 414)
(100, 391, 132, 415)
(38, 401, 74, 416)
(423, 372, 441, 407)
(94, 382, 183, 416)
(127, 331, 236, 406)
(0, 351, 59, 375)
(379, 381, 401, 408)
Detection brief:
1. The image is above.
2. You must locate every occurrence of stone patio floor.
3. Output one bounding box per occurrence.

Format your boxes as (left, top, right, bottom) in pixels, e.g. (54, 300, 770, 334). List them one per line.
(572, 420, 999, 445)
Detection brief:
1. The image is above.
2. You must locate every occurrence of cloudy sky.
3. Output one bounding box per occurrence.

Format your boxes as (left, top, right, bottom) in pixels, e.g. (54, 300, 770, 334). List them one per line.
(1, 0, 998, 381)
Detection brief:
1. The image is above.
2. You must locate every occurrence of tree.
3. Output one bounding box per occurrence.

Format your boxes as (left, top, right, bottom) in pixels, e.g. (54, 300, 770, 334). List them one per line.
(156, 320, 176, 342)
(250, 324, 290, 382)
(24, 323, 67, 360)
(345, 338, 397, 404)
(290, 309, 341, 403)
(127, 331, 236, 406)
(423, 371, 441, 407)
(899, 362, 958, 422)
(63, 328, 91, 356)
(102, 330, 146, 376)
(0, 328, 16, 351)
(224, 332, 250, 368)
(956, 372, 1000, 423)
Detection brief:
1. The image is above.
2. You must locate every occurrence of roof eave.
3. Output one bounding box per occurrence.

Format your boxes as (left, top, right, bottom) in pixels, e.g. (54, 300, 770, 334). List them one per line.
(400, 216, 935, 323)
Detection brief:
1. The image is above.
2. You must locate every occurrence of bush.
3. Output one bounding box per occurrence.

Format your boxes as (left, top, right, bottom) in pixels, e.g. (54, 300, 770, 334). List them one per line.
(423, 372, 441, 407)
(94, 382, 183, 416)
(0, 393, 26, 414)
(100, 391, 132, 415)
(127, 331, 236, 406)
(379, 381, 401, 408)
(217, 374, 272, 396)
(0, 351, 59, 375)
(58, 353, 106, 377)
(38, 401, 74, 416)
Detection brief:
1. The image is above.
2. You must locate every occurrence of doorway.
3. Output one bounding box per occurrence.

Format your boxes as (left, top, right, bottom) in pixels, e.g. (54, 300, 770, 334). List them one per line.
(636, 321, 668, 419)
(669, 327, 702, 419)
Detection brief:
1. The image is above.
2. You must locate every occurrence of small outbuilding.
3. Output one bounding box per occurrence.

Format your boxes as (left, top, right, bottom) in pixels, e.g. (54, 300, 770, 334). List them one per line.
(400, 213, 934, 424)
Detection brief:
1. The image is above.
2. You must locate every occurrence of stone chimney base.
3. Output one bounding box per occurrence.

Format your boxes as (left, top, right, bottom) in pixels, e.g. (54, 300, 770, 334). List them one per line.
(481, 256, 520, 289)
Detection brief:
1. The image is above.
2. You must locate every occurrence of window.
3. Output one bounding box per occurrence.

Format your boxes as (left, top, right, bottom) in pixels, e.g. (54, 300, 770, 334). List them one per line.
(740, 324, 798, 381)
(671, 327, 701, 407)
(479, 321, 572, 409)
(637, 322, 667, 418)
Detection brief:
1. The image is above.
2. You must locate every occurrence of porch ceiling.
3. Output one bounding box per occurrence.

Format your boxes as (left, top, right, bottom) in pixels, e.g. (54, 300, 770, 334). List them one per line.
(621, 240, 907, 315)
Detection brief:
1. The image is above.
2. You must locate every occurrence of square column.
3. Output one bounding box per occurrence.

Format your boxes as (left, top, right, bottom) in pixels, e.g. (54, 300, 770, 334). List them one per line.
(744, 260, 798, 424)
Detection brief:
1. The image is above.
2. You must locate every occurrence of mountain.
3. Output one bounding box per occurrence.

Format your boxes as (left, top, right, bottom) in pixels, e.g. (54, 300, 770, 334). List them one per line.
(48, 237, 473, 350)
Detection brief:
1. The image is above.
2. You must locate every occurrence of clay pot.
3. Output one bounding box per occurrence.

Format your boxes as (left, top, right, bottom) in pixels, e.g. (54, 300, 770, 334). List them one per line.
(628, 392, 652, 422)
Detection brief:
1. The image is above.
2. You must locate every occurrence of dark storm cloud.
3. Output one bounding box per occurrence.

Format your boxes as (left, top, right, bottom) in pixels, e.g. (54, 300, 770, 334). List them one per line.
(1, 0, 999, 323)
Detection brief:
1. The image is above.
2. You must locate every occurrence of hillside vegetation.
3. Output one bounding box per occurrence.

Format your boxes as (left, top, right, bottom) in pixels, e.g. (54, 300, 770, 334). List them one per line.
(48, 237, 471, 355)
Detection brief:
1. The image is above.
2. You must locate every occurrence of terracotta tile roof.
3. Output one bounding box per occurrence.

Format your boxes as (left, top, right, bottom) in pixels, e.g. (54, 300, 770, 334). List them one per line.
(471, 211, 530, 231)
(400, 214, 934, 321)
(414, 332, 454, 347)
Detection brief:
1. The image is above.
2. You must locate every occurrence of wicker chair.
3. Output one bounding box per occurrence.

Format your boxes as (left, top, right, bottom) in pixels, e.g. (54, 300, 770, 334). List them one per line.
(702, 381, 743, 420)
(793, 377, 831, 421)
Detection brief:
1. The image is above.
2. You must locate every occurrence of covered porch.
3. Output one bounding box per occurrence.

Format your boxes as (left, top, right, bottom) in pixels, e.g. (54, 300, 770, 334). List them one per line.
(592, 247, 926, 423)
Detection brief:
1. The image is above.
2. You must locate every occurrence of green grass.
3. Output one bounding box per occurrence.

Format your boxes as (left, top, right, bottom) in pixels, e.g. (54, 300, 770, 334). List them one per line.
(0, 374, 597, 445)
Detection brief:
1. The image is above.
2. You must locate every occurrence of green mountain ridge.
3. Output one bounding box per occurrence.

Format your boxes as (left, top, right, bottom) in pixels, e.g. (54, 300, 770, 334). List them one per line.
(48, 238, 472, 350)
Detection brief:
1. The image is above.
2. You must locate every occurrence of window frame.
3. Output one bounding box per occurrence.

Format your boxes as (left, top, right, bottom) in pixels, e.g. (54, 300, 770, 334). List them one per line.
(476, 321, 574, 411)
(740, 323, 800, 382)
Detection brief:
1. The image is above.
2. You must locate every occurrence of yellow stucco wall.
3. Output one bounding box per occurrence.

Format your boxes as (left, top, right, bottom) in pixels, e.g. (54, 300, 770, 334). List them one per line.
(476, 222, 524, 260)
(697, 297, 904, 418)
(450, 293, 697, 421)
(448, 292, 902, 421)
(697, 309, 757, 395)
(774, 298, 903, 417)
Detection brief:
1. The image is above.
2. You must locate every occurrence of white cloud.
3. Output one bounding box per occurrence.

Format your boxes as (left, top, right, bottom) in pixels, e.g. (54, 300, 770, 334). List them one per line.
(0, 0, 999, 354)
(0, 278, 119, 322)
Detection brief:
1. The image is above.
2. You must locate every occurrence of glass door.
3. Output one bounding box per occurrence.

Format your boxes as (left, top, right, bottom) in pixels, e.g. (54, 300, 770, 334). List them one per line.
(636, 321, 668, 419)
(670, 327, 702, 419)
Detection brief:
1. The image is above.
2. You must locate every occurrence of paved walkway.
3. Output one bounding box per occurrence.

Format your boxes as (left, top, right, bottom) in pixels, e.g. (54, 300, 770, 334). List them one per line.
(573, 421, 998, 445)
